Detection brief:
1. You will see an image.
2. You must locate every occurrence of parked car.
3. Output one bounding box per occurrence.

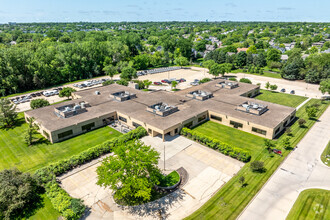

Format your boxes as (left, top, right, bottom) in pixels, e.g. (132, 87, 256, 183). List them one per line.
(154, 82, 162, 85)
(280, 88, 286, 92)
(178, 78, 186, 83)
(273, 149, 282, 156)
(290, 90, 295, 94)
(161, 79, 170, 84)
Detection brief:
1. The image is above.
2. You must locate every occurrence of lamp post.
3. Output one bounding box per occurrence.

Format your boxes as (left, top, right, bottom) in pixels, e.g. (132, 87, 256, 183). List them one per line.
(163, 143, 166, 171)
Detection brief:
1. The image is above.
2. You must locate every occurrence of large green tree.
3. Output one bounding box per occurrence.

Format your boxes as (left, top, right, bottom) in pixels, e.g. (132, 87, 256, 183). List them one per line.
(96, 141, 160, 204)
(120, 66, 137, 81)
(319, 79, 330, 94)
(266, 48, 281, 63)
(0, 169, 39, 219)
(0, 98, 17, 128)
(59, 87, 76, 99)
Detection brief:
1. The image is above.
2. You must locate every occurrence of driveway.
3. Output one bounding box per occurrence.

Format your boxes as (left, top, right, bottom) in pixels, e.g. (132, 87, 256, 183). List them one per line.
(239, 107, 330, 220)
(60, 135, 243, 219)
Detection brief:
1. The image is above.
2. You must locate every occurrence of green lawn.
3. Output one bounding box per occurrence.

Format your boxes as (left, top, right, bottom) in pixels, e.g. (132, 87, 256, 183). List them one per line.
(0, 113, 122, 173)
(286, 189, 330, 220)
(25, 194, 60, 220)
(230, 69, 283, 79)
(193, 121, 265, 155)
(186, 99, 329, 220)
(321, 142, 330, 167)
(255, 89, 308, 108)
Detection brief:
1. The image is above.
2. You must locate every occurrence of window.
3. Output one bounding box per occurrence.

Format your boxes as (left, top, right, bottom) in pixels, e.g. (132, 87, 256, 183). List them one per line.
(230, 120, 243, 128)
(198, 115, 207, 122)
(133, 122, 141, 128)
(252, 127, 267, 135)
(275, 127, 281, 134)
(58, 130, 73, 139)
(210, 115, 222, 122)
(184, 121, 193, 128)
(119, 116, 127, 123)
(174, 128, 178, 134)
(82, 122, 95, 131)
(43, 130, 50, 139)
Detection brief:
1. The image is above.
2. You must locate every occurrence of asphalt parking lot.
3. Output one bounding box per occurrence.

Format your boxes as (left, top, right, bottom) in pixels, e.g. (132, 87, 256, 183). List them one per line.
(60, 135, 243, 219)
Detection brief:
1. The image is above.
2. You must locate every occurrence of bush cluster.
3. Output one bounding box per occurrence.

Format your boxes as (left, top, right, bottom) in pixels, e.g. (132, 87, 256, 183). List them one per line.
(45, 181, 85, 220)
(34, 127, 147, 219)
(181, 127, 251, 162)
(199, 78, 211, 84)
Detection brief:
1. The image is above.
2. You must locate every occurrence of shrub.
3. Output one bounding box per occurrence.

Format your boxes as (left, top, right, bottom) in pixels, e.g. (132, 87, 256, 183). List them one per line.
(229, 77, 237, 81)
(30, 99, 50, 109)
(199, 78, 211, 84)
(45, 181, 85, 220)
(250, 161, 265, 172)
(116, 79, 128, 86)
(239, 78, 252, 84)
(180, 127, 251, 162)
(298, 118, 306, 127)
(102, 80, 114, 86)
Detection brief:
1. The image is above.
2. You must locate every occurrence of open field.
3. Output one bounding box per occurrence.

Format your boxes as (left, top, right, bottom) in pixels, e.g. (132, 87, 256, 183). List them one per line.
(185, 99, 329, 220)
(0, 113, 122, 173)
(286, 189, 330, 220)
(255, 89, 308, 108)
(321, 142, 330, 167)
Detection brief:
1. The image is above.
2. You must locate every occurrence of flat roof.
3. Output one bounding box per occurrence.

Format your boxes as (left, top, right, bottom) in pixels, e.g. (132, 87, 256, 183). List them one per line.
(25, 80, 295, 132)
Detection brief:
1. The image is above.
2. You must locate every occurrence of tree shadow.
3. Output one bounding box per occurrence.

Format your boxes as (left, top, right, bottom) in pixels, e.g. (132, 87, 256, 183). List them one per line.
(12, 188, 46, 219)
(117, 189, 186, 219)
(242, 183, 249, 188)
(2, 117, 26, 131)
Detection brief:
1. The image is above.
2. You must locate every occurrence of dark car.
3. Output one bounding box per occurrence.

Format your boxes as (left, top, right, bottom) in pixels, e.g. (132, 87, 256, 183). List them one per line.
(290, 90, 295, 94)
(154, 82, 162, 85)
(178, 78, 186, 83)
(31, 93, 37, 97)
(280, 88, 286, 93)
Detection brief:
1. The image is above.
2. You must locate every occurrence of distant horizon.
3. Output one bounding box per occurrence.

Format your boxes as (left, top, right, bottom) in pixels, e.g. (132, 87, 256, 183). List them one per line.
(2, 20, 330, 25)
(0, 0, 329, 23)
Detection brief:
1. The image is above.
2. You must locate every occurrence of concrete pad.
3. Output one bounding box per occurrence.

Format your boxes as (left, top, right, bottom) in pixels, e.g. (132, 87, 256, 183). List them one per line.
(61, 135, 244, 219)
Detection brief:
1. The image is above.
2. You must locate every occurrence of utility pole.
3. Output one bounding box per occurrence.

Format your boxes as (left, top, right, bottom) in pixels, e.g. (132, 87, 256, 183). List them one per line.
(163, 143, 166, 171)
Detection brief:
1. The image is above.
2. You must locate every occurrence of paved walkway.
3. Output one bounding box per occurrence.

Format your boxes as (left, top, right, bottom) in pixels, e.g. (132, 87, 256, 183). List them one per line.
(296, 97, 311, 110)
(60, 135, 243, 220)
(239, 107, 330, 220)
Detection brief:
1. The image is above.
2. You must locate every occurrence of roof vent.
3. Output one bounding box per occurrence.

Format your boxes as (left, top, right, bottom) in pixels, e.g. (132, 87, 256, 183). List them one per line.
(95, 91, 100, 95)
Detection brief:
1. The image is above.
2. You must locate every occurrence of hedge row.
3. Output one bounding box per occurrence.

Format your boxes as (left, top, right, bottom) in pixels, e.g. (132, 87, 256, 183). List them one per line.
(45, 181, 85, 220)
(181, 127, 251, 162)
(34, 127, 147, 220)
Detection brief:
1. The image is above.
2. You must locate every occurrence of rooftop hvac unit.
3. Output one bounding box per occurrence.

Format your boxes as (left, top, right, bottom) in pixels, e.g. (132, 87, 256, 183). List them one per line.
(81, 102, 86, 108)
(73, 104, 81, 110)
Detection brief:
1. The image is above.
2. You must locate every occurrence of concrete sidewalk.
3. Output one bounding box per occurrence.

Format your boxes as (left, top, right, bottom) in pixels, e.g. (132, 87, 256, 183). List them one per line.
(239, 106, 330, 220)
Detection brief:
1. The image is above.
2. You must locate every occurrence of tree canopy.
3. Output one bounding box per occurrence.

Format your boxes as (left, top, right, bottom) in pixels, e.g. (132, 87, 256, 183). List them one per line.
(96, 141, 161, 205)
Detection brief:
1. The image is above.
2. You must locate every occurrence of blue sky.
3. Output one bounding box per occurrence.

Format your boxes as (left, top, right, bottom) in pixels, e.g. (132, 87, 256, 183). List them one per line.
(0, 0, 329, 23)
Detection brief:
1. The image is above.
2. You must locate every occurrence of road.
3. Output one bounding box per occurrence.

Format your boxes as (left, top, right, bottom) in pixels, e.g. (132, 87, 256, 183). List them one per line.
(239, 106, 330, 220)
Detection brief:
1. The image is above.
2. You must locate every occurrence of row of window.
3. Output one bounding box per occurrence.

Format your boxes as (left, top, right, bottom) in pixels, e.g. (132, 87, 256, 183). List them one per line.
(211, 115, 267, 136)
(252, 127, 267, 135)
(82, 122, 95, 131)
